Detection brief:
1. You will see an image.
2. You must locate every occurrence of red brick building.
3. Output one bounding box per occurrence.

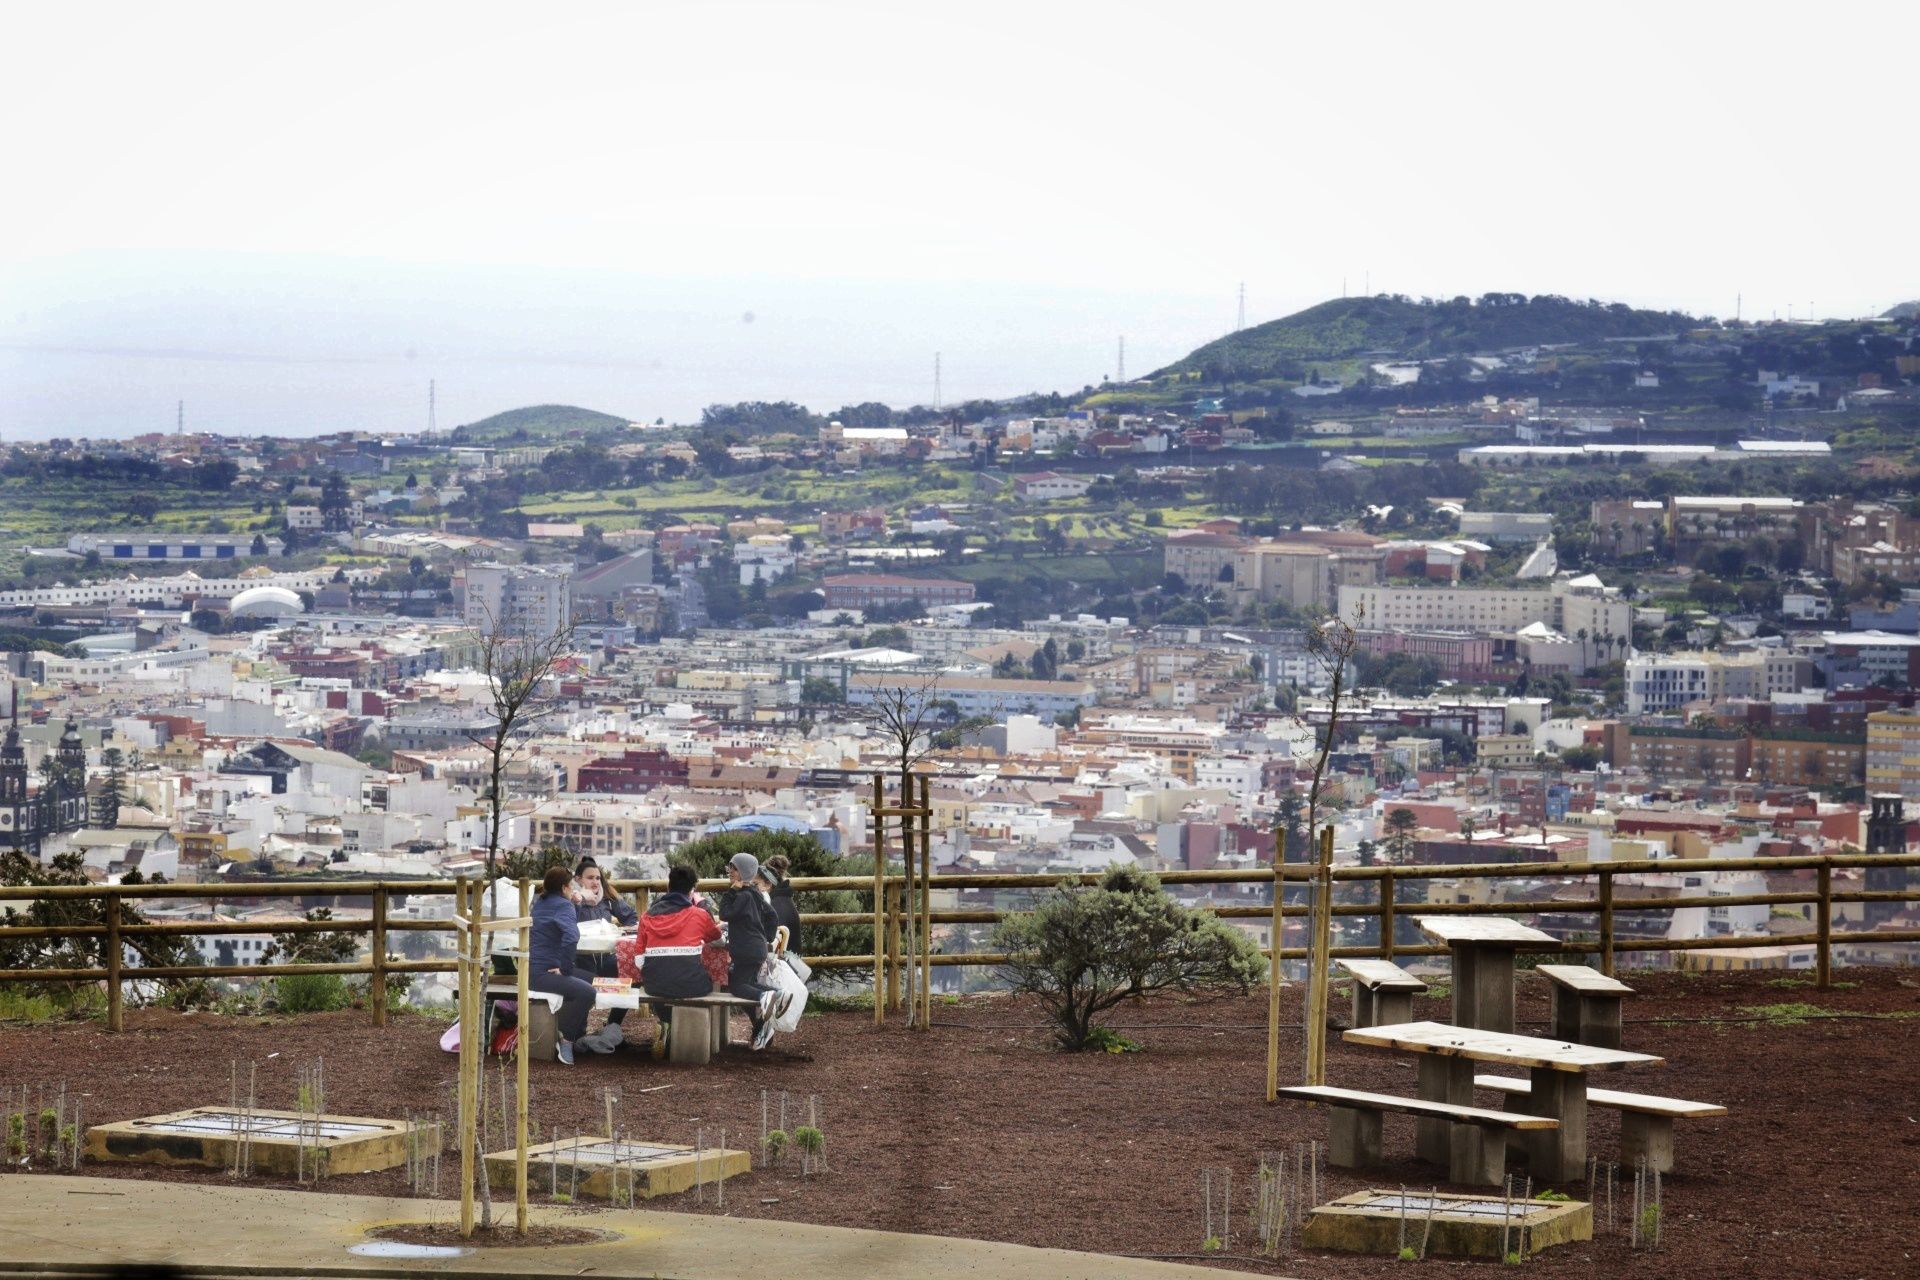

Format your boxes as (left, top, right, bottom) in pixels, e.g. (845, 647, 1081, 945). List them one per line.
(574, 748, 690, 795)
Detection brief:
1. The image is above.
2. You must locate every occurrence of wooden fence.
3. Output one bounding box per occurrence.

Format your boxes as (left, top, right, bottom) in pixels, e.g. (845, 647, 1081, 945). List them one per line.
(3, 851, 1917, 1031)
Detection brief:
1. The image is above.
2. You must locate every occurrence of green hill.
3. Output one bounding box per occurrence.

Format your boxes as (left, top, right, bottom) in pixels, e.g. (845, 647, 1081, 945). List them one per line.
(450, 404, 631, 445)
(1884, 301, 1920, 320)
(1157, 294, 1701, 378)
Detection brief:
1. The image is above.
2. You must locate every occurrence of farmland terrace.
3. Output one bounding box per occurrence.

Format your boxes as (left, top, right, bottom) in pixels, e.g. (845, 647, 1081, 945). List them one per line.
(2, 970, 1915, 1279)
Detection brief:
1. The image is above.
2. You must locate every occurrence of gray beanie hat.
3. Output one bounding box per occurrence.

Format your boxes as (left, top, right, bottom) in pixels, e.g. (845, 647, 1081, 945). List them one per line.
(728, 852, 761, 884)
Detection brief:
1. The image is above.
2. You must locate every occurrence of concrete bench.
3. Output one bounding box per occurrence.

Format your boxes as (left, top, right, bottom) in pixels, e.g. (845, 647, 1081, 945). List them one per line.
(1277, 1084, 1558, 1186)
(1474, 1074, 1725, 1174)
(1535, 964, 1633, 1050)
(599, 989, 760, 1065)
(1335, 958, 1427, 1028)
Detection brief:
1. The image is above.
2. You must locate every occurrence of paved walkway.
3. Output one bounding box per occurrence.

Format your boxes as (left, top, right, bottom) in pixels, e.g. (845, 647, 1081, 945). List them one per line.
(0, 1175, 1280, 1280)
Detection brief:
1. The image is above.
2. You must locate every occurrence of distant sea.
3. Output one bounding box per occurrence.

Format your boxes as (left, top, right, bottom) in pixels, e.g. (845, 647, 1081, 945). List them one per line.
(0, 254, 1239, 441)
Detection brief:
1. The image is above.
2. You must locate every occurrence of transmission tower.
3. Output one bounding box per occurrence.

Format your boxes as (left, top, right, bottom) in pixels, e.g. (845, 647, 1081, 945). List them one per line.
(176, 401, 184, 435)
(934, 352, 942, 411)
(428, 379, 437, 434)
(1237, 282, 1246, 331)
(1117, 335, 1125, 383)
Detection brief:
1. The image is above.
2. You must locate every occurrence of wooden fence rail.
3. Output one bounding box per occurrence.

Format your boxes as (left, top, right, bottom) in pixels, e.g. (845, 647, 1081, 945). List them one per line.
(3, 853, 1917, 1029)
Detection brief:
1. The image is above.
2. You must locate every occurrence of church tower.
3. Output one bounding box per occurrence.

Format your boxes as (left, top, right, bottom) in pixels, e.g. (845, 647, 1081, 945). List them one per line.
(1865, 793, 1908, 927)
(0, 694, 27, 848)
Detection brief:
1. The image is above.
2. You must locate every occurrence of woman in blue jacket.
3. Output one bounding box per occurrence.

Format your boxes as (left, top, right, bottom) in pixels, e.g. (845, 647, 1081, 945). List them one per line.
(528, 866, 595, 1065)
(569, 857, 637, 1052)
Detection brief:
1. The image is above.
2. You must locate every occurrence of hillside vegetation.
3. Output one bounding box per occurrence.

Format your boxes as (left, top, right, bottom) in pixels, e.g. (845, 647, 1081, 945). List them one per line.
(1885, 301, 1920, 321)
(1158, 294, 1702, 378)
(450, 403, 632, 445)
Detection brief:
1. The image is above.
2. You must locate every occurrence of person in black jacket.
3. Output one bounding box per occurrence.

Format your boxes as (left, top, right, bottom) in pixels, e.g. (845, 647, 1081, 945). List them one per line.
(719, 852, 791, 1049)
(762, 854, 804, 964)
(569, 857, 638, 1052)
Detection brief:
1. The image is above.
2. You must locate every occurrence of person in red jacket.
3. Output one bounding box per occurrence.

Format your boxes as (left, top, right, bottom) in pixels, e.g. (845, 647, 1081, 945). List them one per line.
(635, 864, 722, 1055)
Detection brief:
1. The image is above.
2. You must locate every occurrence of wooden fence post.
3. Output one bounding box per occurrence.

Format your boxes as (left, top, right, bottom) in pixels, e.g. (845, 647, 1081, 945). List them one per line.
(1599, 869, 1616, 978)
(370, 887, 389, 1027)
(1816, 862, 1833, 989)
(871, 773, 885, 1026)
(1264, 829, 1285, 1104)
(918, 773, 933, 1030)
(1379, 870, 1396, 962)
(515, 878, 531, 1234)
(105, 893, 124, 1032)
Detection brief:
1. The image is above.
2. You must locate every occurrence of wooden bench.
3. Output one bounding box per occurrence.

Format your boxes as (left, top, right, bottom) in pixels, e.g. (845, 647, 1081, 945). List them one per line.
(1535, 964, 1633, 1049)
(599, 989, 760, 1065)
(1474, 1075, 1725, 1174)
(1276, 1084, 1558, 1186)
(1335, 958, 1427, 1028)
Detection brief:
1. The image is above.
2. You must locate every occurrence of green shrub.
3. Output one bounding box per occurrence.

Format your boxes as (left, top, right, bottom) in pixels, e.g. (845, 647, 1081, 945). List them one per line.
(1083, 1026, 1142, 1054)
(994, 864, 1266, 1050)
(275, 973, 352, 1014)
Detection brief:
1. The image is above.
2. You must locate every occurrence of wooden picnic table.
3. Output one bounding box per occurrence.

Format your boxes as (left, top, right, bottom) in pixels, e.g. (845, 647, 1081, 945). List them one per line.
(1417, 916, 1558, 1035)
(1344, 1020, 1663, 1182)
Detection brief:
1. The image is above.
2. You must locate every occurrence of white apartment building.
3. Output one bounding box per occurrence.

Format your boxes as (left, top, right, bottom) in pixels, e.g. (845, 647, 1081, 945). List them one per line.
(463, 563, 572, 638)
(1337, 577, 1631, 643)
(1624, 649, 1803, 714)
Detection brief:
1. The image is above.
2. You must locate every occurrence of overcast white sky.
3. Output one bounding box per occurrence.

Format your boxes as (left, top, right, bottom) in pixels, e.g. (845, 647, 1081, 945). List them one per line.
(1, 2, 1915, 434)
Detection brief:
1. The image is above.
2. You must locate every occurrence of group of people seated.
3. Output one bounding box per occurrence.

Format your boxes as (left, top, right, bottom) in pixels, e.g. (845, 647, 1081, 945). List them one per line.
(525, 852, 804, 1065)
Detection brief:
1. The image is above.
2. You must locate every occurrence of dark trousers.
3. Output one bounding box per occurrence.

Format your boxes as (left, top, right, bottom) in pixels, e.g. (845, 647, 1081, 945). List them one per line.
(529, 967, 596, 1042)
(729, 955, 770, 1026)
(583, 953, 626, 1023)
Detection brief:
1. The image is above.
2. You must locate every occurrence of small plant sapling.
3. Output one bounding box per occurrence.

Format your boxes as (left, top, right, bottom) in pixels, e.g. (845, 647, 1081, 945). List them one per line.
(1201, 1236, 1223, 1253)
(1536, 1188, 1570, 1201)
(792, 1125, 825, 1175)
(1398, 1246, 1417, 1262)
(1505, 1251, 1523, 1265)
(764, 1129, 789, 1165)
(551, 1192, 572, 1204)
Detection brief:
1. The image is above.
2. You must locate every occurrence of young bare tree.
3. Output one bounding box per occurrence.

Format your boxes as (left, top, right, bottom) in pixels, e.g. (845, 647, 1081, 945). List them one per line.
(1297, 606, 1363, 1087)
(867, 671, 942, 1027)
(466, 608, 579, 896)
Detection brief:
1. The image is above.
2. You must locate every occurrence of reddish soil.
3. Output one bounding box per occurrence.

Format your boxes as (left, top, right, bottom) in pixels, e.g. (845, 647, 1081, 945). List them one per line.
(4, 969, 1918, 1278)
(369, 1222, 608, 1249)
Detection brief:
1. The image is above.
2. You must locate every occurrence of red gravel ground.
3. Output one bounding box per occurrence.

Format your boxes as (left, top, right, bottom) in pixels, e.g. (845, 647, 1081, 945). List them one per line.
(4, 968, 1918, 1278)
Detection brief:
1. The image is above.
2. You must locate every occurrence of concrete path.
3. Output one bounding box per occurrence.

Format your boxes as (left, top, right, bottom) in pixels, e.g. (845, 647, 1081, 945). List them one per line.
(0, 1175, 1282, 1280)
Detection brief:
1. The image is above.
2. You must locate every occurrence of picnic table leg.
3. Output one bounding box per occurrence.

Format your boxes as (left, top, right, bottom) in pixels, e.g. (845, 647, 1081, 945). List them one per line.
(1415, 1056, 1474, 1165)
(1351, 984, 1372, 1029)
(1585, 995, 1622, 1051)
(1450, 944, 1477, 1028)
(1619, 1113, 1675, 1175)
(1529, 1066, 1586, 1184)
(1328, 1107, 1382, 1170)
(1376, 990, 1414, 1026)
(1550, 985, 1579, 1043)
(1450, 1124, 1506, 1187)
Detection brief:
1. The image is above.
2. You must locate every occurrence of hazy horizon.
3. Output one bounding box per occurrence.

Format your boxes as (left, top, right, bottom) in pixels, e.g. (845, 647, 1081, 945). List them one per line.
(2, 2, 1914, 441)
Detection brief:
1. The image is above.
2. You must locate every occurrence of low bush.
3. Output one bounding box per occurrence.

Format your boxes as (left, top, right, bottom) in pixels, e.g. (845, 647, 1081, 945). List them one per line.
(994, 865, 1266, 1050)
(275, 972, 352, 1014)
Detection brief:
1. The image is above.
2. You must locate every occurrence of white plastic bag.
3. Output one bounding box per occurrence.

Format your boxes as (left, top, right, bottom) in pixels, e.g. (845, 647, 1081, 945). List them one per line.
(767, 954, 808, 1033)
(784, 950, 813, 984)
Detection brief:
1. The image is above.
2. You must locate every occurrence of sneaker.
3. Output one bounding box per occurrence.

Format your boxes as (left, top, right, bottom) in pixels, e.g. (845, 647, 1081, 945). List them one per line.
(556, 1039, 576, 1066)
(751, 1019, 775, 1051)
(773, 991, 796, 1019)
(757, 991, 776, 1020)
